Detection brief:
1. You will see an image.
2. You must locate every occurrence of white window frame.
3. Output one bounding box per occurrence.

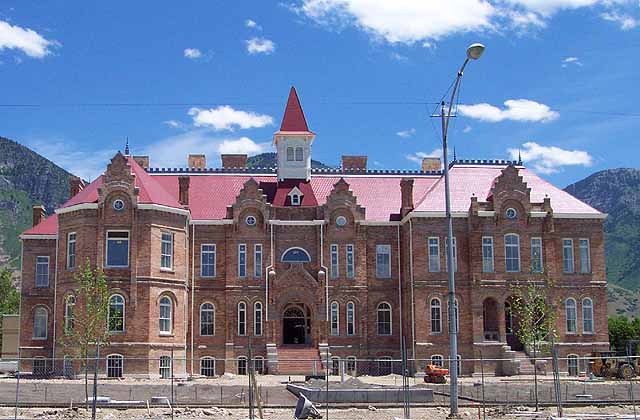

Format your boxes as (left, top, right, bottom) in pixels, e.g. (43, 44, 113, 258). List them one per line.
(106, 354, 124, 378)
(237, 302, 247, 336)
(377, 302, 392, 336)
(531, 237, 543, 273)
(200, 357, 216, 377)
(428, 237, 440, 272)
(105, 230, 130, 268)
(330, 301, 339, 335)
(579, 238, 591, 274)
(566, 298, 577, 333)
(33, 306, 48, 339)
(35, 256, 50, 287)
(563, 239, 575, 273)
(330, 244, 339, 279)
(160, 231, 173, 270)
(254, 244, 263, 278)
(237, 356, 248, 375)
(32, 357, 47, 375)
(431, 355, 444, 367)
(346, 301, 355, 336)
(504, 234, 521, 273)
(295, 146, 303, 161)
(346, 244, 355, 279)
(200, 244, 216, 278)
(582, 297, 594, 334)
(445, 237, 457, 272)
(346, 356, 357, 374)
(254, 356, 265, 374)
(286, 147, 294, 161)
(291, 194, 301, 206)
(108, 294, 125, 332)
(567, 354, 579, 376)
(430, 298, 442, 334)
(375, 245, 391, 279)
(482, 236, 494, 273)
(67, 232, 76, 269)
(238, 244, 247, 278)
(159, 296, 172, 335)
(64, 295, 75, 334)
(159, 355, 171, 379)
(199, 302, 215, 336)
(254, 301, 263, 336)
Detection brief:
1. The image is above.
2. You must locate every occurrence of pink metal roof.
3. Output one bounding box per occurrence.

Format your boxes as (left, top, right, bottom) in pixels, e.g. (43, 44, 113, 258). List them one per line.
(279, 86, 312, 133)
(22, 214, 58, 236)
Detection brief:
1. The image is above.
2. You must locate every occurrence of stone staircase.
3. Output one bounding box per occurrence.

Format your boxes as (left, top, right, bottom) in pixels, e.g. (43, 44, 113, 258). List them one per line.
(514, 351, 536, 375)
(276, 347, 323, 375)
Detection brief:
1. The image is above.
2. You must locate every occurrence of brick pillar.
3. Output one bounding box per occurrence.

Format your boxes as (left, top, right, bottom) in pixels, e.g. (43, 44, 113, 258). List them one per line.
(32, 205, 46, 226)
(178, 176, 190, 206)
(400, 178, 414, 217)
(69, 176, 85, 198)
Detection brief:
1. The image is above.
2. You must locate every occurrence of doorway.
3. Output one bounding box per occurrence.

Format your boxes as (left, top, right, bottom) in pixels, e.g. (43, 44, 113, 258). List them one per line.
(282, 304, 311, 346)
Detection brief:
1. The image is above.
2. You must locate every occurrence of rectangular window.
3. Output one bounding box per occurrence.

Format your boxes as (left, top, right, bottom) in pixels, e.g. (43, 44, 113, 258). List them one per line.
(330, 303, 339, 335)
(106, 231, 129, 268)
(159, 356, 171, 379)
(346, 303, 355, 335)
(346, 244, 355, 279)
(238, 244, 247, 278)
(200, 358, 216, 377)
(482, 237, 494, 273)
(254, 244, 263, 278)
(160, 232, 173, 270)
(579, 239, 591, 273)
(330, 244, 339, 279)
(505, 234, 521, 273)
(531, 237, 543, 273)
(375, 245, 391, 279)
(201, 244, 216, 277)
(445, 237, 457, 272)
(35, 256, 49, 287)
(428, 237, 440, 272)
(563, 239, 575, 273)
(67, 232, 76, 269)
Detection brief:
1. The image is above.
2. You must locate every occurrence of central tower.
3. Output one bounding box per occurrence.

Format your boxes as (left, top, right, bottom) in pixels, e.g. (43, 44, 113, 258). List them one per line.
(273, 87, 315, 182)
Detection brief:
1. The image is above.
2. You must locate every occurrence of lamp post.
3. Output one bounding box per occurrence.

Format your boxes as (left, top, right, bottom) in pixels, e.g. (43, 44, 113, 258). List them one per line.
(440, 42, 485, 418)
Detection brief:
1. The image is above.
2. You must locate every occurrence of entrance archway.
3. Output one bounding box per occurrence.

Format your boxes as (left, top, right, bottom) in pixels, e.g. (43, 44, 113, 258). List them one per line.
(505, 297, 523, 351)
(282, 304, 312, 346)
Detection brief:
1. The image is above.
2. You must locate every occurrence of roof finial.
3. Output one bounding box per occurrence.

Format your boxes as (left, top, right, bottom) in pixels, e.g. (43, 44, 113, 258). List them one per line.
(453, 147, 457, 162)
(517, 149, 522, 165)
(124, 137, 130, 156)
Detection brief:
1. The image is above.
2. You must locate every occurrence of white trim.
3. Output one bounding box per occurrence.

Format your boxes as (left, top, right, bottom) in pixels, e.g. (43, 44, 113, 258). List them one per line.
(346, 301, 356, 336)
(20, 234, 57, 240)
(376, 301, 393, 336)
(281, 246, 312, 262)
(191, 219, 233, 225)
(55, 203, 98, 214)
(66, 232, 77, 269)
(238, 243, 247, 278)
(268, 220, 326, 226)
(254, 244, 263, 278)
(477, 211, 495, 217)
(237, 301, 247, 336)
(199, 302, 215, 337)
(137, 203, 190, 216)
(357, 220, 401, 226)
(253, 301, 263, 336)
(105, 230, 130, 268)
(200, 243, 216, 278)
(529, 211, 548, 218)
(553, 213, 607, 219)
(330, 301, 339, 336)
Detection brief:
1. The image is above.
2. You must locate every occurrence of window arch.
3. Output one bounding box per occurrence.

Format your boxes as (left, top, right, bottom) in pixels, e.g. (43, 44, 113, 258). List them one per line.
(346, 301, 355, 336)
(106, 354, 124, 378)
(504, 234, 521, 272)
(33, 306, 48, 339)
(281, 247, 311, 263)
(200, 302, 215, 336)
(108, 294, 125, 332)
(430, 298, 442, 333)
(377, 302, 392, 335)
(582, 298, 594, 333)
(565, 298, 577, 333)
(330, 301, 339, 335)
(238, 302, 247, 336)
(159, 296, 172, 334)
(254, 301, 263, 336)
(64, 295, 75, 334)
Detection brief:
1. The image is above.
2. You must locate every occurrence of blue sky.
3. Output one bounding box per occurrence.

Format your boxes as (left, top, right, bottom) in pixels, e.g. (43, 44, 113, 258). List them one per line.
(0, 1, 638, 187)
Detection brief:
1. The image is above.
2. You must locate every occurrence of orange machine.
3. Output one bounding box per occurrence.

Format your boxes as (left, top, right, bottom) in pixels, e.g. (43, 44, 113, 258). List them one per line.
(424, 364, 449, 384)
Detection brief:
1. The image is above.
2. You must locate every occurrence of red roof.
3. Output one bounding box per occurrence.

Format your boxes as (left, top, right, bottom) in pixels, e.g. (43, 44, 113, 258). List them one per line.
(22, 213, 58, 236)
(279, 87, 311, 132)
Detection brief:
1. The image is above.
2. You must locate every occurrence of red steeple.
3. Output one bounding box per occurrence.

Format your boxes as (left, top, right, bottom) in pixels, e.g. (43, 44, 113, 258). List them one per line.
(279, 86, 311, 132)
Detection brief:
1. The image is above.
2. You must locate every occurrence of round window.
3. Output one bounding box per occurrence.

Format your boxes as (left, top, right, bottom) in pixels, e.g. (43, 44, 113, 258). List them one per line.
(113, 199, 125, 211)
(336, 216, 347, 227)
(246, 215, 257, 226)
(505, 208, 517, 219)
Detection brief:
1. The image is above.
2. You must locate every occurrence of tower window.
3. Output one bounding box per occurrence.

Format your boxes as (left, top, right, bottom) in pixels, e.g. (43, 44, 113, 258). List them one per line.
(286, 147, 294, 161)
(291, 194, 300, 206)
(295, 147, 303, 161)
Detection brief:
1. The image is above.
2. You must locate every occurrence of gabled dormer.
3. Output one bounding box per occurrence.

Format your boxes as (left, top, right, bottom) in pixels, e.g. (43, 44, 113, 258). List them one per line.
(288, 186, 303, 206)
(273, 87, 315, 182)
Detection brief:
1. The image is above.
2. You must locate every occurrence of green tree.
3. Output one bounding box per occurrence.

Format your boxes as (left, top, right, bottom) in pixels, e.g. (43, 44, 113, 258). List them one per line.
(0, 268, 20, 349)
(608, 316, 639, 352)
(59, 260, 110, 405)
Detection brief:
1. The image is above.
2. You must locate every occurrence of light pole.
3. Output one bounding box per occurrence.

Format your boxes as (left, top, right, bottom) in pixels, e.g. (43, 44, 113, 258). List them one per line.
(440, 42, 485, 418)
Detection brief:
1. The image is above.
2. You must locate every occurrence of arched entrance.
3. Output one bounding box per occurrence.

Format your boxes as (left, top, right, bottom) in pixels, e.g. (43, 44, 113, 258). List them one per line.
(282, 304, 312, 346)
(505, 297, 523, 351)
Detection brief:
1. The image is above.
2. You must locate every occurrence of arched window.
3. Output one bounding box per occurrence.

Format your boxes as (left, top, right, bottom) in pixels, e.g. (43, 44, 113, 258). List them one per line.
(346, 356, 357, 375)
(431, 355, 444, 367)
(238, 302, 247, 336)
(237, 356, 247, 375)
(430, 298, 442, 333)
(565, 298, 577, 333)
(108, 294, 125, 332)
(33, 307, 48, 339)
(582, 298, 594, 333)
(254, 301, 263, 336)
(159, 296, 172, 334)
(254, 356, 265, 374)
(286, 147, 294, 161)
(200, 303, 215, 336)
(200, 357, 216, 377)
(281, 247, 311, 263)
(295, 147, 303, 161)
(64, 296, 75, 334)
(106, 354, 124, 378)
(567, 354, 579, 376)
(346, 301, 355, 336)
(330, 301, 339, 335)
(377, 302, 392, 335)
(504, 234, 521, 272)
(330, 357, 340, 375)
(159, 355, 171, 379)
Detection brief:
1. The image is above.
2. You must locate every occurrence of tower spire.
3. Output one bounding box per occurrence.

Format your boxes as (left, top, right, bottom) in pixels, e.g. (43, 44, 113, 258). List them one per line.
(518, 149, 522, 165)
(124, 137, 130, 156)
(279, 86, 311, 132)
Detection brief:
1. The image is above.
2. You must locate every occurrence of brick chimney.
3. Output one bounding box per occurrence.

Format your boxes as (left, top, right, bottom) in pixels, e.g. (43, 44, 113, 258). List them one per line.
(133, 155, 150, 169)
(400, 178, 414, 217)
(221, 154, 247, 169)
(32, 205, 46, 227)
(178, 176, 190, 206)
(188, 154, 206, 170)
(341, 155, 368, 171)
(421, 157, 441, 172)
(69, 176, 85, 199)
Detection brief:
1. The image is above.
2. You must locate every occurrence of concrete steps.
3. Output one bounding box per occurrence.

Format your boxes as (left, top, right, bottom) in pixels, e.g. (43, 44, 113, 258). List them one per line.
(277, 347, 322, 375)
(514, 351, 536, 374)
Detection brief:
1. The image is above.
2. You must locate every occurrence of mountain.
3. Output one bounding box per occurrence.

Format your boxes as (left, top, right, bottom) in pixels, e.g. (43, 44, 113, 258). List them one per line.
(0, 137, 73, 268)
(564, 168, 640, 316)
(247, 152, 332, 169)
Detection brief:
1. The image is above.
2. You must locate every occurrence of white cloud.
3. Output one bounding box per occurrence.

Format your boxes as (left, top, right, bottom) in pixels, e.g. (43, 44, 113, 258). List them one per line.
(163, 120, 183, 128)
(507, 141, 592, 174)
(246, 37, 275, 54)
(141, 130, 271, 168)
(390, 52, 409, 61)
(601, 11, 638, 30)
(458, 99, 559, 123)
(561, 56, 582, 67)
(463, 125, 473, 133)
(188, 106, 274, 131)
(0, 20, 58, 58)
(406, 148, 443, 165)
(396, 128, 416, 138)
(505, 0, 601, 16)
(183, 48, 202, 59)
(245, 19, 262, 30)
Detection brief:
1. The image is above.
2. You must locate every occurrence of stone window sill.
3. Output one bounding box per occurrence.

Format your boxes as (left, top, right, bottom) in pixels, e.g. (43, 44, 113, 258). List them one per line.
(160, 268, 174, 273)
(159, 332, 174, 337)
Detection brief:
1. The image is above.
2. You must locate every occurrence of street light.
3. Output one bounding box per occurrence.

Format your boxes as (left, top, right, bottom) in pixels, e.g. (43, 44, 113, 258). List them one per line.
(440, 42, 485, 418)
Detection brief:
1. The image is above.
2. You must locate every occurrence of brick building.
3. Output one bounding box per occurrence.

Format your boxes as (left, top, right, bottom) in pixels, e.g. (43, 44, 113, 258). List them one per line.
(19, 87, 608, 378)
